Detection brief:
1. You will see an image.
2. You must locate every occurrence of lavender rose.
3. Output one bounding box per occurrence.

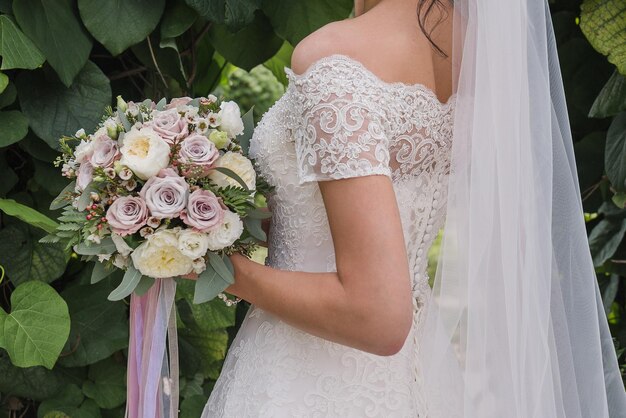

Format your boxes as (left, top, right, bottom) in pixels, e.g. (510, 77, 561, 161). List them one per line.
(90, 136, 120, 168)
(106, 196, 149, 236)
(178, 134, 219, 178)
(180, 189, 225, 232)
(150, 109, 188, 144)
(140, 168, 189, 219)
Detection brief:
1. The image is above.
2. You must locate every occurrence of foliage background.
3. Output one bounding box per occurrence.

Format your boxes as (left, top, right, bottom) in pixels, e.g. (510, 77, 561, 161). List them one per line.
(0, 0, 624, 416)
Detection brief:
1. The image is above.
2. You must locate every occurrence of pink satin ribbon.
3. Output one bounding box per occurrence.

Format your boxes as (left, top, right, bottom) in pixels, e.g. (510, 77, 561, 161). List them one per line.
(126, 279, 179, 418)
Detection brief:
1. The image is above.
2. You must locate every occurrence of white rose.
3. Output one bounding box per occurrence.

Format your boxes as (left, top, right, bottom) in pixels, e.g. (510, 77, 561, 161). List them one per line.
(119, 127, 170, 180)
(131, 229, 193, 278)
(111, 233, 133, 257)
(218, 101, 244, 138)
(74, 139, 94, 164)
(177, 229, 210, 259)
(206, 211, 243, 251)
(208, 151, 256, 190)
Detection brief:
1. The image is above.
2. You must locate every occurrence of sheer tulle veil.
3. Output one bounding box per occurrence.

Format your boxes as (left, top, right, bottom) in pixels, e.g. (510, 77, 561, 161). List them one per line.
(420, 0, 626, 416)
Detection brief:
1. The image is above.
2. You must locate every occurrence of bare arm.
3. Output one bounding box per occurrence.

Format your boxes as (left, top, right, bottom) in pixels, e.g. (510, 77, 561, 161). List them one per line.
(226, 174, 414, 356)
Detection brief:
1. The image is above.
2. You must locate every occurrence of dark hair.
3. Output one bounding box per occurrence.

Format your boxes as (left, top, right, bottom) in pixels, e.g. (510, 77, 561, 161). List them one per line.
(417, 0, 450, 57)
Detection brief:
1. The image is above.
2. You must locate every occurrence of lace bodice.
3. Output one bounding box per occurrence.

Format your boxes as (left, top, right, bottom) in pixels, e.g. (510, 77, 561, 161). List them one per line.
(250, 54, 454, 301)
(203, 54, 455, 418)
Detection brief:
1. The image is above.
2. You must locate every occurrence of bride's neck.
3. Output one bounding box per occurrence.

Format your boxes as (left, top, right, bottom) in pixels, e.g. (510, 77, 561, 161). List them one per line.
(359, 0, 419, 17)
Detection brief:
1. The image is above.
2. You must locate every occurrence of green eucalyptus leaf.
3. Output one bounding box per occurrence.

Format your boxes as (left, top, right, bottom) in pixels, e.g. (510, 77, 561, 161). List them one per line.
(185, 0, 260, 30)
(0, 281, 70, 369)
(91, 261, 115, 284)
(13, 0, 92, 87)
(580, 0, 626, 75)
(0, 15, 45, 70)
(193, 264, 230, 304)
(74, 238, 116, 256)
(589, 70, 626, 118)
(50, 181, 76, 210)
(108, 265, 142, 301)
(207, 252, 235, 283)
(244, 216, 266, 241)
(78, 0, 166, 56)
(0, 110, 28, 146)
(16, 61, 111, 150)
(0, 224, 67, 285)
(0, 198, 58, 233)
(82, 357, 126, 409)
(605, 112, 626, 191)
(208, 12, 283, 71)
(59, 277, 129, 367)
(261, 0, 353, 45)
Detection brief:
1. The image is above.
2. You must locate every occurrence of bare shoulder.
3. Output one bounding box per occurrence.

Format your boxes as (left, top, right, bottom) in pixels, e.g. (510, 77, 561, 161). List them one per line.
(290, 20, 360, 75)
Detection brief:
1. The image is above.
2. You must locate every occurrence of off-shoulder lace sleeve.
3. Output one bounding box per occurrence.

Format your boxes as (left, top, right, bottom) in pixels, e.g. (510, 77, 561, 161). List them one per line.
(286, 60, 391, 185)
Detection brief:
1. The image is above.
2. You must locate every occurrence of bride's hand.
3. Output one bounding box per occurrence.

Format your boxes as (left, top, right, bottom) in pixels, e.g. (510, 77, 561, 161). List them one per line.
(224, 252, 249, 298)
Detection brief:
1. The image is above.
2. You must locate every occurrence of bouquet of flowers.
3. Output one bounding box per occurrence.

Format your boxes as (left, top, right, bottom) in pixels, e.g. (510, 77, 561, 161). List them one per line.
(44, 95, 270, 417)
(45, 94, 270, 304)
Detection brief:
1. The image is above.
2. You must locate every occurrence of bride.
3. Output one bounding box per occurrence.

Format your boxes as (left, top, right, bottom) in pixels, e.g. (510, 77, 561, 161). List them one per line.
(201, 0, 626, 416)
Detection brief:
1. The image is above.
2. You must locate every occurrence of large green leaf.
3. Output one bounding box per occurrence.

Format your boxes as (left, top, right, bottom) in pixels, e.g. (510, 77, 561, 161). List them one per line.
(580, 0, 626, 75)
(180, 394, 209, 418)
(0, 281, 70, 369)
(78, 0, 166, 56)
(261, 0, 353, 45)
(59, 278, 129, 367)
(589, 70, 626, 118)
(208, 12, 283, 71)
(0, 224, 67, 285)
(185, 0, 260, 30)
(0, 152, 17, 196)
(176, 280, 236, 331)
(0, 352, 62, 400)
(605, 112, 626, 191)
(264, 41, 294, 86)
(0, 198, 58, 233)
(0, 80, 16, 108)
(0, 110, 28, 147)
(13, 0, 92, 87)
(82, 357, 126, 409)
(37, 384, 101, 418)
(161, 0, 198, 39)
(16, 60, 111, 149)
(0, 15, 45, 70)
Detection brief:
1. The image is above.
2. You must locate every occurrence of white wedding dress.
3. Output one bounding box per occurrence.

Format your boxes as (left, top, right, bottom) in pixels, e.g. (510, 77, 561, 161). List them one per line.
(202, 54, 455, 418)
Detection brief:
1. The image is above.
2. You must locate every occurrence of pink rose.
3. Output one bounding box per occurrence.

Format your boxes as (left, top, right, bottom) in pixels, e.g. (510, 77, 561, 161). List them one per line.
(178, 134, 219, 178)
(180, 189, 225, 232)
(106, 196, 149, 236)
(90, 136, 120, 168)
(76, 161, 93, 191)
(165, 97, 192, 110)
(139, 168, 189, 219)
(149, 109, 188, 144)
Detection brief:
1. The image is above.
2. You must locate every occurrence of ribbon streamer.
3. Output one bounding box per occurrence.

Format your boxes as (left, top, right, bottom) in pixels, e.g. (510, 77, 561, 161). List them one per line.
(126, 278, 179, 418)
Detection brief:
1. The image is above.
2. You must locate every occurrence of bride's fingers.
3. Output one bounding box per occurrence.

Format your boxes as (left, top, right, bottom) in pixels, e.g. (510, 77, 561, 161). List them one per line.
(180, 272, 199, 280)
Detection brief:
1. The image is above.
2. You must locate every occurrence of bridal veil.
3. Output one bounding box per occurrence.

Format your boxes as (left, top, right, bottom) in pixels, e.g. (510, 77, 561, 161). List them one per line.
(420, 0, 626, 416)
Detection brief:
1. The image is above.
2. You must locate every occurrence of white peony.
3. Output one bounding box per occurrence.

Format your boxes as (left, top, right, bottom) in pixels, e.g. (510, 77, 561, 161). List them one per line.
(119, 127, 170, 180)
(208, 151, 256, 190)
(131, 228, 194, 278)
(206, 211, 243, 251)
(218, 101, 244, 138)
(74, 139, 95, 164)
(177, 229, 210, 259)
